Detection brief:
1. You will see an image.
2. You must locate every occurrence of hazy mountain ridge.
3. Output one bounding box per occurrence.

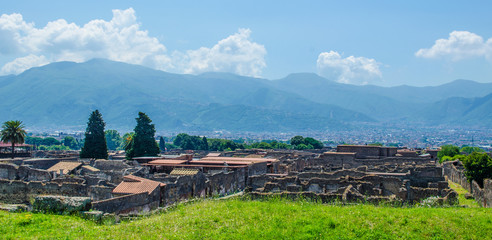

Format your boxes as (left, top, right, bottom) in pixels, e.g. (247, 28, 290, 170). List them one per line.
(0, 59, 490, 131)
(0, 59, 371, 131)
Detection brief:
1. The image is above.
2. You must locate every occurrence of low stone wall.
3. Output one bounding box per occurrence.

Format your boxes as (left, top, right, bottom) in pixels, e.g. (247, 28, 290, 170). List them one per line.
(92, 192, 158, 214)
(207, 168, 246, 196)
(485, 179, 492, 208)
(94, 160, 131, 171)
(0, 179, 87, 204)
(88, 185, 113, 201)
(442, 160, 491, 207)
(0, 163, 52, 182)
(22, 158, 75, 170)
(0, 163, 17, 180)
(161, 173, 207, 205)
(18, 166, 52, 182)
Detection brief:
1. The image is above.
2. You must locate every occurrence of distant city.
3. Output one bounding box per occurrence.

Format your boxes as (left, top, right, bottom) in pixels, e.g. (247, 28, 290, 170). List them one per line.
(30, 125, 492, 151)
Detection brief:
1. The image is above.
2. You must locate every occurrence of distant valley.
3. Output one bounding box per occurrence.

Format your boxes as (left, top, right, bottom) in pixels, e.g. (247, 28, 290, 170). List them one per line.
(1, 59, 491, 132)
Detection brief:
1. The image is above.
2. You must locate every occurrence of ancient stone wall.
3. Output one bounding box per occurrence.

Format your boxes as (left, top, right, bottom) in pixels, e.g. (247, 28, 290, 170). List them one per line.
(207, 168, 246, 196)
(337, 145, 381, 158)
(18, 166, 52, 182)
(248, 165, 456, 204)
(442, 160, 492, 207)
(484, 179, 492, 208)
(0, 163, 17, 180)
(92, 191, 159, 214)
(93, 160, 131, 171)
(248, 162, 268, 176)
(88, 185, 113, 201)
(161, 172, 207, 205)
(22, 158, 71, 170)
(0, 179, 87, 204)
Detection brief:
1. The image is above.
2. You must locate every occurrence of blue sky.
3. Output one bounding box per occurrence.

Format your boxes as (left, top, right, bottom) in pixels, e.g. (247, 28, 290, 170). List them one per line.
(1, 1, 492, 86)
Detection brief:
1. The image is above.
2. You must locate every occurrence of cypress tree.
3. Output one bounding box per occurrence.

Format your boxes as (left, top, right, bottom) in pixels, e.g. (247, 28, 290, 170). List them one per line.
(80, 110, 108, 159)
(202, 136, 209, 151)
(159, 136, 166, 152)
(127, 112, 160, 158)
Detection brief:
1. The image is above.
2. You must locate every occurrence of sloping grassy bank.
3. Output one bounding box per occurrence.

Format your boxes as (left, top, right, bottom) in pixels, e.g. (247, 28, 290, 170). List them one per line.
(0, 199, 491, 239)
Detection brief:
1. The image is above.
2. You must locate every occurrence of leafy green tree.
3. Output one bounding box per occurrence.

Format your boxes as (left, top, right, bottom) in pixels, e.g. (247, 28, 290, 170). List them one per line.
(201, 136, 209, 151)
(173, 133, 189, 147)
(210, 139, 223, 151)
(25, 136, 42, 146)
(63, 136, 79, 150)
(437, 145, 460, 163)
(460, 146, 484, 155)
(295, 143, 313, 150)
(159, 136, 166, 152)
(80, 110, 108, 159)
(1, 120, 27, 159)
(40, 137, 60, 146)
(270, 141, 290, 149)
(127, 112, 160, 159)
(251, 142, 272, 149)
(105, 130, 122, 151)
(40, 145, 70, 151)
(181, 136, 197, 150)
(304, 137, 324, 149)
(462, 152, 492, 188)
(290, 136, 305, 146)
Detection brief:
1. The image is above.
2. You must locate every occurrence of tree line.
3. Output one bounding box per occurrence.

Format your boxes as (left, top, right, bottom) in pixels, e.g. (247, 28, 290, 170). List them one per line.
(170, 133, 324, 151)
(438, 144, 492, 188)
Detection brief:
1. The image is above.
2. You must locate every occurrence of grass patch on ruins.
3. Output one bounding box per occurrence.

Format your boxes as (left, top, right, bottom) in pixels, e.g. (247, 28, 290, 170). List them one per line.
(448, 180, 481, 208)
(1, 198, 491, 239)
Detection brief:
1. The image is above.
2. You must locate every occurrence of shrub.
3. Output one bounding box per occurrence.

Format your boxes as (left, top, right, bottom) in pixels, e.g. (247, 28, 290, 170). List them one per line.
(437, 145, 460, 161)
(462, 152, 492, 188)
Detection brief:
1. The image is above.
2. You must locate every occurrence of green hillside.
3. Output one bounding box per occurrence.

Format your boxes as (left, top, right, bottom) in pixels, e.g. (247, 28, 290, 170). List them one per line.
(1, 59, 492, 131)
(270, 73, 492, 122)
(1, 199, 491, 239)
(0, 59, 371, 131)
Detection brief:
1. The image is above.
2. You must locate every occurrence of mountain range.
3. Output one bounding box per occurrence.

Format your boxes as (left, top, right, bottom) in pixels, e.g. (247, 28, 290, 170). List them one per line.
(0, 59, 491, 132)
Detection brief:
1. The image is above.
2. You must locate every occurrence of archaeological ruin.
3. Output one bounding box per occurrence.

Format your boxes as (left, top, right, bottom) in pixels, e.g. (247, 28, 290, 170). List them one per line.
(0, 144, 490, 215)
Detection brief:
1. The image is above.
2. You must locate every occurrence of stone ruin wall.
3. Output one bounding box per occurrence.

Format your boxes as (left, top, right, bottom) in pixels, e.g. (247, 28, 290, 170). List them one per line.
(92, 190, 160, 215)
(247, 167, 456, 205)
(0, 179, 87, 204)
(443, 160, 491, 207)
(336, 145, 397, 158)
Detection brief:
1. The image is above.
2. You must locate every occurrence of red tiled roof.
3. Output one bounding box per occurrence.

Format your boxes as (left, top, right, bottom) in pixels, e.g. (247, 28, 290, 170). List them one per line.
(200, 157, 277, 163)
(112, 175, 165, 195)
(147, 160, 188, 165)
(189, 160, 252, 165)
(0, 141, 32, 148)
(47, 161, 82, 174)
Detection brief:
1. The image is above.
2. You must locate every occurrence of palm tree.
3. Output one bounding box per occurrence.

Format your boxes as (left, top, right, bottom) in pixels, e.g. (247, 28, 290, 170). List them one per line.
(1, 120, 27, 159)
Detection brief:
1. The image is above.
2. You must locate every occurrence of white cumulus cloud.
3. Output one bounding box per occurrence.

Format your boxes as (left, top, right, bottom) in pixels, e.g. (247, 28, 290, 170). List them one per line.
(0, 54, 49, 75)
(176, 28, 266, 77)
(0, 9, 266, 77)
(415, 31, 492, 61)
(317, 51, 382, 85)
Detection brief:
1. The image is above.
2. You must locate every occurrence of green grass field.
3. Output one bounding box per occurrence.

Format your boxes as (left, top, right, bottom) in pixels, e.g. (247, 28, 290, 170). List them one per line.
(448, 180, 481, 208)
(1, 198, 491, 239)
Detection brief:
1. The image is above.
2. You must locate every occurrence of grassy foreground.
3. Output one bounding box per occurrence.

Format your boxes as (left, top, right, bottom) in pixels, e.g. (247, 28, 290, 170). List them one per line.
(0, 199, 491, 239)
(448, 180, 481, 208)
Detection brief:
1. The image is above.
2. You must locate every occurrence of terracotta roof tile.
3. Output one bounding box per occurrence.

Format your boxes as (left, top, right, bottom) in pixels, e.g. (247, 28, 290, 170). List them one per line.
(112, 175, 165, 195)
(170, 168, 200, 176)
(81, 165, 100, 172)
(47, 161, 82, 174)
(0, 141, 32, 148)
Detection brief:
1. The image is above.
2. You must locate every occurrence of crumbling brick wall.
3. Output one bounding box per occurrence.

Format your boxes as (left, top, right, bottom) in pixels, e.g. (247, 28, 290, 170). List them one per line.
(441, 160, 491, 207)
(0, 179, 87, 204)
(92, 191, 159, 214)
